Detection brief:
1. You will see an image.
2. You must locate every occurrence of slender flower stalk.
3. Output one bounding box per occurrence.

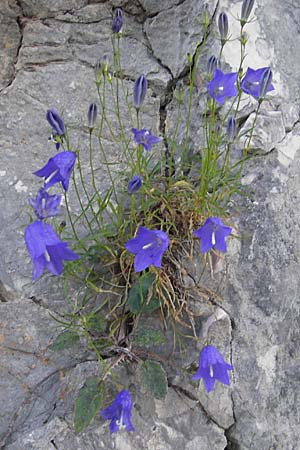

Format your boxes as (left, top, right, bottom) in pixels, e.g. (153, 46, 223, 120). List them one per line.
(181, 22, 209, 172)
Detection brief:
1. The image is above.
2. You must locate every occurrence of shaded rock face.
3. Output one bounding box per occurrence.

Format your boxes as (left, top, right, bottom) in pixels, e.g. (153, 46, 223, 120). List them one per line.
(0, 1, 300, 450)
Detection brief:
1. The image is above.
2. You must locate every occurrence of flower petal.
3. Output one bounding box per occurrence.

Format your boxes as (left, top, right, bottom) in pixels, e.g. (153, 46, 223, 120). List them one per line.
(213, 362, 232, 385)
(32, 255, 46, 280)
(46, 246, 64, 276)
(109, 418, 119, 433)
(134, 251, 151, 272)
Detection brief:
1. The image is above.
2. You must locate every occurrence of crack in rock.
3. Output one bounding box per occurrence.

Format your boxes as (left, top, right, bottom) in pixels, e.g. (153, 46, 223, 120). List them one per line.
(50, 439, 59, 449)
(169, 382, 228, 431)
(1, 358, 98, 448)
(0, 2, 24, 92)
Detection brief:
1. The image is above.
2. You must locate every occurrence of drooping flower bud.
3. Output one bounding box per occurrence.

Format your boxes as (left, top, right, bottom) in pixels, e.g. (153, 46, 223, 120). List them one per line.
(258, 67, 273, 100)
(87, 103, 97, 129)
(133, 74, 147, 110)
(176, 79, 185, 102)
(226, 116, 236, 142)
(241, 0, 255, 26)
(127, 175, 142, 194)
(112, 8, 123, 33)
(206, 55, 218, 76)
(218, 12, 229, 44)
(46, 108, 65, 136)
(95, 56, 109, 85)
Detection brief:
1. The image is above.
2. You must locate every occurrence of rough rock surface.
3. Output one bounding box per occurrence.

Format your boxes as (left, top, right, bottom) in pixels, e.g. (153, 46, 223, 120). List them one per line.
(1, 0, 300, 449)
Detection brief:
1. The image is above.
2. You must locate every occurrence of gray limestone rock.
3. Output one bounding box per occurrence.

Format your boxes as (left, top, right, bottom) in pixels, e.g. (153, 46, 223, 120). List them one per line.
(223, 151, 300, 450)
(0, 6, 21, 90)
(18, 0, 89, 19)
(139, 0, 183, 16)
(0, 292, 92, 447)
(144, 0, 218, 78)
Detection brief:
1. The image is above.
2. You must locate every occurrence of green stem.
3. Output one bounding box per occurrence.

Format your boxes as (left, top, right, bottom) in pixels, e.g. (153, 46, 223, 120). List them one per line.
(114, 35, 134, 126)
(245, 101, 261, 152)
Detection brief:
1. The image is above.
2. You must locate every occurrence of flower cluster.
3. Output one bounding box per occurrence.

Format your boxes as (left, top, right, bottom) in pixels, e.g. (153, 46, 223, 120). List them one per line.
(25, 110, 78, 280)
(125, 218, 232, 273)
(207, 65, 273, 104)
(125, 75, 161, 194)
(100, 344, 233, 432)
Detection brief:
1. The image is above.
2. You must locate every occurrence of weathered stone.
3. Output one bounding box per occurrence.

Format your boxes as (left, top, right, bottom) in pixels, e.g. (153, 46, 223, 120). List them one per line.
(18, 0, 88, 18)
(276, 123, 300, 167)
(0, 7, 21, 90)
(0, 293, 92, 447)
(139, 0, 182, 15)
(223, 151, 300, 450)
(240, 104, 286, 154)
(1, 0, 300, 449)
(145, 0, 218, 78)
(5, 390, 228, 450)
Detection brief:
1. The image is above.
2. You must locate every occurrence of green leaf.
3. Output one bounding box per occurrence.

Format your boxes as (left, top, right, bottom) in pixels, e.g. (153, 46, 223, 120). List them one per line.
(128, 273, 160, 314)
(49, 330, 80, 351)
(133, 327, 165, 347)
(139, 360, 168, 399)
(85, 313, 107, 334)
(74, 377, 105, 433)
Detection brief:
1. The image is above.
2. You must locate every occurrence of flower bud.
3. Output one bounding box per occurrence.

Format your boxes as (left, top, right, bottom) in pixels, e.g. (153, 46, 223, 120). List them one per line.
(112, 8, 123, 33)
(176, 80, 185, 102)
(226, 116, 236, 142)
(95, 56, 109, 84)
(206, 55, 218, 76)
(87, 103, 97, 129)
(46, 108, 65, 136)
(186, 52, 193, 66)
(258, 67, 273, 100)
(241, 0, 255, 26)
(218, 12, 229, 44)
(240, 31, 248, 46)
(202, 7, 210, 28)
(127, 175, 142, 194)
(133, 74, 147, 110)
